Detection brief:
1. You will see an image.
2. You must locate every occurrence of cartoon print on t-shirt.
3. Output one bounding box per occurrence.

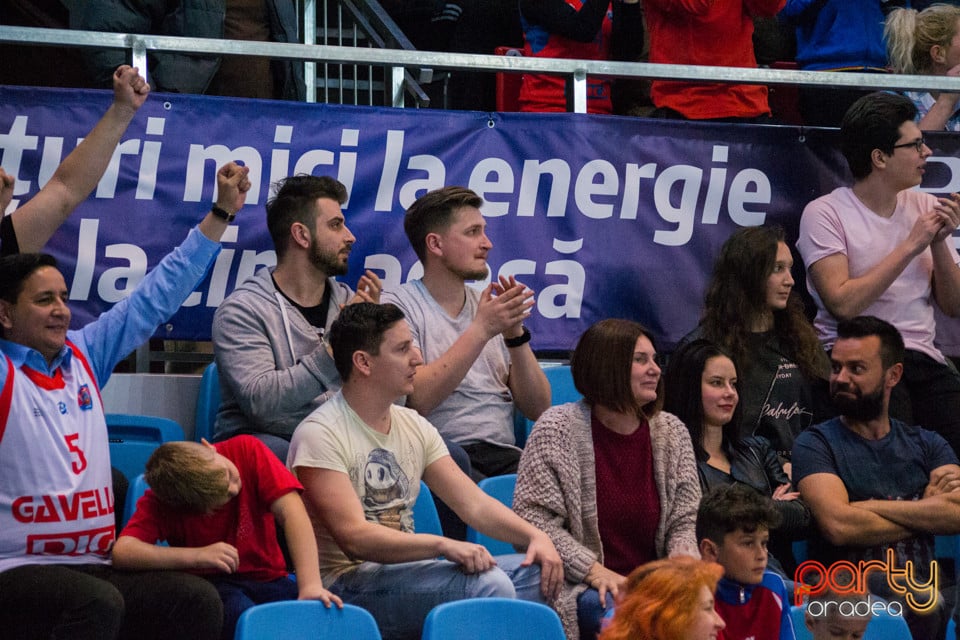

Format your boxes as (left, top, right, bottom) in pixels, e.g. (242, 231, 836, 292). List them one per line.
(362, 448, 410, 531)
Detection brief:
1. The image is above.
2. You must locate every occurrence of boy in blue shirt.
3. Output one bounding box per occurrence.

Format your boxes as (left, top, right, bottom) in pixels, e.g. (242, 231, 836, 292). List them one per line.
(697, 484, 796, 640)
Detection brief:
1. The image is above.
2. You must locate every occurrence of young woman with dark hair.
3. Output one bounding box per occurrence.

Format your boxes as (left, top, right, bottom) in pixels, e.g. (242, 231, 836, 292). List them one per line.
(663, 339, 812, 577)
(682, 225, 832, 463)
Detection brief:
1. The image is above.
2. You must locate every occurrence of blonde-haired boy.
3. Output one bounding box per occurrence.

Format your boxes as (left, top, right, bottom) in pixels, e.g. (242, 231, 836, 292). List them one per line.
(113, 436, 340, 640)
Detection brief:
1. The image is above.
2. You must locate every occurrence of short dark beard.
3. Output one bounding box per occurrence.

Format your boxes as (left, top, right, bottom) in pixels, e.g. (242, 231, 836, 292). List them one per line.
(310, 238, 349, 276)
(831, 384, 885, 422)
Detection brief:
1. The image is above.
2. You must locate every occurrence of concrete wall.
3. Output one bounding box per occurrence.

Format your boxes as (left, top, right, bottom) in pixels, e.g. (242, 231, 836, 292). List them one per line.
(102, 374, 201, 440)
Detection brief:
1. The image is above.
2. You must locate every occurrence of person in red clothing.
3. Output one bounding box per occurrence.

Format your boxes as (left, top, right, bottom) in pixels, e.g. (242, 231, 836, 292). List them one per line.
(644, 0, 785, 122)
(598, 556, 726, 640)
(518, 0, 642, 113)
(112, 435, 341, 640)
(697, 484, 795, 640)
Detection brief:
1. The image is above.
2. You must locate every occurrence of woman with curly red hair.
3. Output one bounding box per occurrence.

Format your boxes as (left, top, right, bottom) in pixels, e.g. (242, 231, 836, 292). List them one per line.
(599, 557, 726, 640)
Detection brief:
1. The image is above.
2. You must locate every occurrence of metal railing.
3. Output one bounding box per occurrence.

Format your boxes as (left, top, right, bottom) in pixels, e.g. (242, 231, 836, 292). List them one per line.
(4, 24, 960, 113)
(305, 0, 435, 106)
(4, 20, 960, 370)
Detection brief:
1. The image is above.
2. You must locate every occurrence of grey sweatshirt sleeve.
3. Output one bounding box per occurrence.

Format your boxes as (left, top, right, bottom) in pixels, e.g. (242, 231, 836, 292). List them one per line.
(212, 290, 341, 439)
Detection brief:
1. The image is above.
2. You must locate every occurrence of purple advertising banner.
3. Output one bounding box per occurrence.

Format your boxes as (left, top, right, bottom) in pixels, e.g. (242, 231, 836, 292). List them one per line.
(3, 85, 960, 351)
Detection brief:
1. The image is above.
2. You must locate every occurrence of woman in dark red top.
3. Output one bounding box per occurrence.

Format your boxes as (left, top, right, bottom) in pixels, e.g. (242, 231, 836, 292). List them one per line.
(514, 319, 701, 639)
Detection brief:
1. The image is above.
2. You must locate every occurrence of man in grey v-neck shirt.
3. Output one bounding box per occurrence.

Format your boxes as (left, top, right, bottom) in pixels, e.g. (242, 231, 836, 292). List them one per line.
(383, 187, 551, 479)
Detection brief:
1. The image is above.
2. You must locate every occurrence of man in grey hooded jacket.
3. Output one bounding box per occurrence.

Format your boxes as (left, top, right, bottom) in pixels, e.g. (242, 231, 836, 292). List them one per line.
(211, 175, 379, 461)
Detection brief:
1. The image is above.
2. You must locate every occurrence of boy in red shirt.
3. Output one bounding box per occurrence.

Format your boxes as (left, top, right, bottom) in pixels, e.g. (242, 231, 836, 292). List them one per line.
(113, 435, 341, 640)
(697, 484, 795, 640)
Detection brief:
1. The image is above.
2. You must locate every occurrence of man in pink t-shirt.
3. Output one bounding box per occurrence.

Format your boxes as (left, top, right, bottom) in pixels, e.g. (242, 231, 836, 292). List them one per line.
(797, 91, 960, 455)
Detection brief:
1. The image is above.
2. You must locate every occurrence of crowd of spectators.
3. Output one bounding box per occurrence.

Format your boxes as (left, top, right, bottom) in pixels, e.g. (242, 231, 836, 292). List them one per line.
(4, 0, 960, 117)
(8, 3, 960, 638)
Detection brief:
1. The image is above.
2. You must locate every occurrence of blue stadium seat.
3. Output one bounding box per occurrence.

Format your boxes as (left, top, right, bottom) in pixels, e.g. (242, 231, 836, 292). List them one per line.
(544, 364, 580, 406)
(235, 601, 381, 639)
(413, 480, 443, 535)
(122, 473, 151, 529)
(935, 535, 960, 581)
(790, 605, 812, 640)
(194, 361, 220, 443)
(792, 539, 809, 564)
(466, 474, 516, 556)
(515, 364, 580, 447)
(513, 411, 532, 448)
(106, 414, 184, 483)
(422, 597, 564, 640)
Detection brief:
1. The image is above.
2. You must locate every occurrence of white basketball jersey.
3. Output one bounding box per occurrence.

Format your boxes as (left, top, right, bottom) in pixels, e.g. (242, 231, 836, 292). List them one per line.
(0, 341, 115, 572)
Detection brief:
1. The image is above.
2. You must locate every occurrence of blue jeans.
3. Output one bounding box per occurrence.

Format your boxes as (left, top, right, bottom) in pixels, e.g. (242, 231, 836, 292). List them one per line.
(329, 553, 543, 640)
(577, 588, 615, 640)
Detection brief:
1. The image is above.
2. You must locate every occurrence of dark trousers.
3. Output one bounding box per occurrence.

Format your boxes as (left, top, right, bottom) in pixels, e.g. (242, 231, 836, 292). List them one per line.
(797, 69, 886, 128)
(889, 349, 960, 458)
(208, 575, 298, 640)
(798, 84, 874, 128)
(647, 105, 776, 125)
(577, 589, 616, 640)
(461, 441, 522, 481)
(434, 437, 474, 541)
(431, 439, 519, 540)
(0, 563, 223, 640)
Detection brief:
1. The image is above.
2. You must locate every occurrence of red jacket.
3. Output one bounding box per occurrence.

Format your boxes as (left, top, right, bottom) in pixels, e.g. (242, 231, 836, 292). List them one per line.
(645, 0, 785, 119)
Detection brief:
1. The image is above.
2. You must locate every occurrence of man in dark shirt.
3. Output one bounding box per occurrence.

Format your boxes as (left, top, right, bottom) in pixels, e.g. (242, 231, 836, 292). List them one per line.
(793, 315, 960, 640)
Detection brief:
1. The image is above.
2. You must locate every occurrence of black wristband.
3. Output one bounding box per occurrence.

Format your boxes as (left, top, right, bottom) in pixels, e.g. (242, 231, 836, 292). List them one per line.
(211, 204, 236, 222)
(504, 326, 531, 348)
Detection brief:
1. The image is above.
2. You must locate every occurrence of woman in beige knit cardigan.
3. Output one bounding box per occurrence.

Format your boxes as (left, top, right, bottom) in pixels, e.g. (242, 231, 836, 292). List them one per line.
(513, 319, 702, 640)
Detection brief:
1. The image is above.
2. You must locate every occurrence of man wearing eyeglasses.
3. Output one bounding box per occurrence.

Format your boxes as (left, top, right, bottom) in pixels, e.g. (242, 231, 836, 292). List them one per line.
(797, 91, 960, 458)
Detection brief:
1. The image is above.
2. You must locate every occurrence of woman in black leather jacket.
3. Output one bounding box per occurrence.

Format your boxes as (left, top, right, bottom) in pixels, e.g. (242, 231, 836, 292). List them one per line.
(664, 338, 812, 577)
(677, 225, 833, 463)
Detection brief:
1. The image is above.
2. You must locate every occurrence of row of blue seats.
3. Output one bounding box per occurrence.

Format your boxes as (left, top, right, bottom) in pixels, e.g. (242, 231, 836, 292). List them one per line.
(233, 597, 946, 640)
(192, 361, 583, 449)
(234, 597, 565, 639)
(113, 418, 960, 640)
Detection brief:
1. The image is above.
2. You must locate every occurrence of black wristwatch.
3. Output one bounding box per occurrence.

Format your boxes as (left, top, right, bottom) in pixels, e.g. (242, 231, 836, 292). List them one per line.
(504, 326, 532, 348)
(211, 204, 236, 222)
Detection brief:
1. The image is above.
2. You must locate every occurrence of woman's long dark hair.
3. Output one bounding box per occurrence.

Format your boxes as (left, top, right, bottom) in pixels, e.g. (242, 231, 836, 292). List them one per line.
(699, 225, 827, 380)
(663, 339, 742, 462)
